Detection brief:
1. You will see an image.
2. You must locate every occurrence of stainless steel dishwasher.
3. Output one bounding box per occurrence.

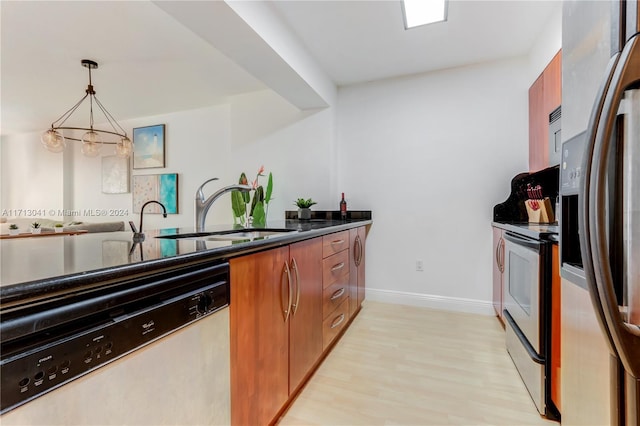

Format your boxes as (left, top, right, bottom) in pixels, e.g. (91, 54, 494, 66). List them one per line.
(0, 262, 230, 425)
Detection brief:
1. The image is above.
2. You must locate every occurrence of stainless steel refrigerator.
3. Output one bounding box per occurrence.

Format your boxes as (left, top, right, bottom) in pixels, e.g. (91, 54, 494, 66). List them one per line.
(561, 0, 640, 425)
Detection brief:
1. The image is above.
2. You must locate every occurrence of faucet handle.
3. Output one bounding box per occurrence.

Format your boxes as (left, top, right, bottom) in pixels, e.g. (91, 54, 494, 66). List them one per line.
(128, 221, 138, 233)
(196, 177, 220, 200)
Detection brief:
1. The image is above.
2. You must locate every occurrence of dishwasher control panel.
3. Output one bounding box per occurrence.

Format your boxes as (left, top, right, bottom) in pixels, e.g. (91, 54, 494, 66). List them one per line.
(0, 280, 228, 414)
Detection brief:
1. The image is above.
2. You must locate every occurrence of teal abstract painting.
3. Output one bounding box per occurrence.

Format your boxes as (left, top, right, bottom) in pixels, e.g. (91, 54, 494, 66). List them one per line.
(132, 173, 178, 214)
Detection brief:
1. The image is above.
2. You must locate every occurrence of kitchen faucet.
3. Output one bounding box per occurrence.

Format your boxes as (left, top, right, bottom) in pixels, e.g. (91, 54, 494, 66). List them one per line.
(129, 200, 167, 242)
(195, 178, 251, 232)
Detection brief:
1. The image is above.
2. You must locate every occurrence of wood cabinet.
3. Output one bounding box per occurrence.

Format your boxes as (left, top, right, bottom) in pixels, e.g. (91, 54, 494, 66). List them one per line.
(529, 50, 562, 172)
(321, 232, 351, 350)
(288, 238, 323, 394)
(230, 227, 368, 425)
(492, 227, 505, 322)
(230, 238, 323, 425)
(349, 226, 366, 316)
(230, 246, 290, 426)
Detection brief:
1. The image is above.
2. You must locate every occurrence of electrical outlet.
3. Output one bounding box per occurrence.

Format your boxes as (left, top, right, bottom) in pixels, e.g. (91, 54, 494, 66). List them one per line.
(416, 260, 424, 272)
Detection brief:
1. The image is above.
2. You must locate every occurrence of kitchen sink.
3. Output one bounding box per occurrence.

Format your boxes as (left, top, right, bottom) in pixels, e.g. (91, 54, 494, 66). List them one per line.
(155, 228, 297, 242)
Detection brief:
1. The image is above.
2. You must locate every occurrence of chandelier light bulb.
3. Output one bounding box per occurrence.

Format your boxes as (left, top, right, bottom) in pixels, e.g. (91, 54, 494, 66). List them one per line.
(41, 129, 66, 153)
(115, 137, 132, 158)
(81, 130, 103, 157)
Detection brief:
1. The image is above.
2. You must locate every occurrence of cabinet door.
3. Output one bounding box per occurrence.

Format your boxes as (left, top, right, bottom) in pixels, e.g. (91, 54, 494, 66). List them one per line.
(492, 227, 505, 320)
(544, 51, 562, 115)
(289, 238, 323, 394)
(348, 227, 367, 316)
(349, 228, 359, 316)
(529, 50, 562, 172)
(356, 226, 366, 307)
(529, 73, 546, 172)
(230, 247, 290, 426)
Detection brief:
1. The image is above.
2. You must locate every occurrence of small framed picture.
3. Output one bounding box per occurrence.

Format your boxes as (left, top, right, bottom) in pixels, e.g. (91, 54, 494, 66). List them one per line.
(133, 124, 165, 169)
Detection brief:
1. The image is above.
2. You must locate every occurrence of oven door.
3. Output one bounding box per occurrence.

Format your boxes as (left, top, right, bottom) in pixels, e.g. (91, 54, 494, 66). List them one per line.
(503, 232, 543, 352)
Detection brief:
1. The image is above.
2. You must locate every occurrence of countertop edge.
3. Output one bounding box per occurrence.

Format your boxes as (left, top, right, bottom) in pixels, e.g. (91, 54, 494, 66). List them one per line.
(1, 220, 372, 307)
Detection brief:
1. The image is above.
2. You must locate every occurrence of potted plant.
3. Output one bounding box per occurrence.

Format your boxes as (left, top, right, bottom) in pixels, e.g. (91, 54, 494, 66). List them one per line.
(54, 223, 64, 233)
(31, 222, 42, 234)
(8, 224, 19, 236)
(294, 198, 317, 220)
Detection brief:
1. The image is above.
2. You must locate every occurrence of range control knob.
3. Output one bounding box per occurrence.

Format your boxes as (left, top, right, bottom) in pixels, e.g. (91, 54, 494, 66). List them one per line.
(196, 292, 214, 314)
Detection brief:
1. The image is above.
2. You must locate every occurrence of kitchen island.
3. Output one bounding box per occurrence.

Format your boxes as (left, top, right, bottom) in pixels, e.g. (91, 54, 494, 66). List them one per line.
(1, 216, 371, 304)
(0, 214, 371, 425)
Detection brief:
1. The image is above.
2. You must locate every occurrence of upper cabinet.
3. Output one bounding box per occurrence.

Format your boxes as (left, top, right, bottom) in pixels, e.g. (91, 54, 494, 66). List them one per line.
(529, 50, 562, 173)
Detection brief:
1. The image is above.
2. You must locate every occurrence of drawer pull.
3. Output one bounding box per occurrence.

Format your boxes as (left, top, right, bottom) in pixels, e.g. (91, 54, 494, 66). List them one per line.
(331, 262, 345, 272)
(331, 239, 345, 245)
(330, 313, 346, 329)
(330, 287, 346, 300)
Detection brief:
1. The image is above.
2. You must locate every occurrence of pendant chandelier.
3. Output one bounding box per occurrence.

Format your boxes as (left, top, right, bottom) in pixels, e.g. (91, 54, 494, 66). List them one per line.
(41, 59, 132, 158)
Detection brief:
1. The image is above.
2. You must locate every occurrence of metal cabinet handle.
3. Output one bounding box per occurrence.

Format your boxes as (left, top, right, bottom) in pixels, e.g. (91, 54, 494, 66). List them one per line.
(330, 287, 346, 301)
(496, 237, 505, 273)
(331, 262, 345, 272)
(281, 261, 293, 322)
(291, 257, 301, 315)
(330, 313, 345, 329)
(354, 235, 362, 266)
(331, 239, 345, 245)
(500, 238, 505, 273)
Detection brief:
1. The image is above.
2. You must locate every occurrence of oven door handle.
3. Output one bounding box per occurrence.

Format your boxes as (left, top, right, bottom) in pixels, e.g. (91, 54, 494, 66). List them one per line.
(503, 232, 542, 251)
(503, 310, 545, 365)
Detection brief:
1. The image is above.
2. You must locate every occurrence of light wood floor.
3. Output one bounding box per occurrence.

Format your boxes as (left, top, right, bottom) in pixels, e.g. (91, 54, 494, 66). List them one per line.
(279, 301, 558, 425)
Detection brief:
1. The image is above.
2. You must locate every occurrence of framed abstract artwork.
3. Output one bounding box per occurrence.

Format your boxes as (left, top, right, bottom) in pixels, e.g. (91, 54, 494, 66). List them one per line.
(101, 155, 130, 194)
(132, 173, 178, 214)
(133, 124, 165, 169)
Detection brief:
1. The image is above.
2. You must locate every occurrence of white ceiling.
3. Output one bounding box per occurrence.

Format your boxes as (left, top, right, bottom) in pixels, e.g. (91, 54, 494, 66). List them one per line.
(1, 0, 560, 137)
(271, 0, 561, 85)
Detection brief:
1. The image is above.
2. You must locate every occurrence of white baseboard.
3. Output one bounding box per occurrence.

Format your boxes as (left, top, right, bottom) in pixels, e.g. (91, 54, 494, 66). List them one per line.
(365, 288, 495, 316)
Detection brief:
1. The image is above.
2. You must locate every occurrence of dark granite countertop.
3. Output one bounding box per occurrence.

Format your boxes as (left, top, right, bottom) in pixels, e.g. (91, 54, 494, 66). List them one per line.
(492, 221, 558, 242)
(1, 215, 372, 307)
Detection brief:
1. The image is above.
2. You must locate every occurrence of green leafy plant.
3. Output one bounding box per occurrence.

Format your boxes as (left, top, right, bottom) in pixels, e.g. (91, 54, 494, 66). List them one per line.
(232, 165, 273, 227)
(9, 224, 18, 230)
(54, 223, 64, 228)
(31, 222, 41, 229)
(294, 198, 317, 209)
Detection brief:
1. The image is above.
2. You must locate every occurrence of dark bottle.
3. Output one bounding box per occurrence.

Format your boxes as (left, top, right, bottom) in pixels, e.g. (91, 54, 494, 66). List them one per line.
(340, 193, 347, 220)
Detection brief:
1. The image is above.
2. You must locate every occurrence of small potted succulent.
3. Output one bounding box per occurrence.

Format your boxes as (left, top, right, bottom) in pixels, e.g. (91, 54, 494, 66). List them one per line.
(8, 224, 19, 236)
(294, 198, 317, 220)
(54, 223, 64, 233)
(31, 222, 42, 234)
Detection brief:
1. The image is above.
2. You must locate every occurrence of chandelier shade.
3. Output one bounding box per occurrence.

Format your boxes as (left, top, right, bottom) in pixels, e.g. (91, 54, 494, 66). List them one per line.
(41, 59, 132, 158)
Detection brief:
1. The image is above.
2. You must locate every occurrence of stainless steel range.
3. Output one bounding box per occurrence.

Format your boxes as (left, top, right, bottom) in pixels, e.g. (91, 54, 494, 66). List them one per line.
(493, 166, 560, 420)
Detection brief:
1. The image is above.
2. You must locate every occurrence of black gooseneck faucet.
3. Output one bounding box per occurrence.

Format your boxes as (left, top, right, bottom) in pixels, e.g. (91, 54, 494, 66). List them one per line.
(129, 200, 167, 242)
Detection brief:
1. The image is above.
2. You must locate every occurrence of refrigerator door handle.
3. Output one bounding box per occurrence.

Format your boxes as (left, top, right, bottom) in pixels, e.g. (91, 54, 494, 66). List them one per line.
(581, 33, 640, 379)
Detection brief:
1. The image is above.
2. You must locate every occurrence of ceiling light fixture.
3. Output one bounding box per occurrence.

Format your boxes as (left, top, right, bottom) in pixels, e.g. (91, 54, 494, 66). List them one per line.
(401, 0, 448, 29)
(41, 59, 132, 158)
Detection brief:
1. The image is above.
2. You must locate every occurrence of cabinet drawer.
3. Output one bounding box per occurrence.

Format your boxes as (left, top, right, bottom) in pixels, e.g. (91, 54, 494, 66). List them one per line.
(322, 250, 349, 289)
(323, 280, 349, 318)
(322, 297, 350, 350)
(322, 231, 349, 258)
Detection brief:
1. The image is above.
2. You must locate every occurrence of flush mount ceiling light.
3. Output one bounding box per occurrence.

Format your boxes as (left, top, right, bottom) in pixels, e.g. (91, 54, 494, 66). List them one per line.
(401, 0, 448, 29)
(41, 59, 132, 158)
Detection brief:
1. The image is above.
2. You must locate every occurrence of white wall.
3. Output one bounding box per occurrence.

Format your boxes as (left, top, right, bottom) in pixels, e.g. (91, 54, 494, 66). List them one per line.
(337, 57, 532, 314)
(528, 2, 562, 82)
(0, 132, 65, 217)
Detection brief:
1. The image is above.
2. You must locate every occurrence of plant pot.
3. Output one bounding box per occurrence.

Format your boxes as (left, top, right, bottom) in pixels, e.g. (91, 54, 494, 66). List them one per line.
(298, 208, 311, 220)
(31, 228, 41, 234)
(55, 227, 64, 233)
(9, 229, 19, 236)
